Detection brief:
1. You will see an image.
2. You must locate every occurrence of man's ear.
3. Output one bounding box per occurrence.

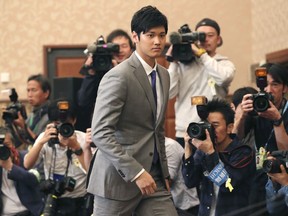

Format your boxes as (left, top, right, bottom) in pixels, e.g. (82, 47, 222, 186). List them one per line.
(227, 123, 234, 134)
(132, 31, 139, 44)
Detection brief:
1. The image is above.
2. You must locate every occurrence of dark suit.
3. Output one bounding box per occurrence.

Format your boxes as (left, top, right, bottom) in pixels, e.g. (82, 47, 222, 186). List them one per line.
(87, 52, 176, 215)
(0, 151, 44, 216)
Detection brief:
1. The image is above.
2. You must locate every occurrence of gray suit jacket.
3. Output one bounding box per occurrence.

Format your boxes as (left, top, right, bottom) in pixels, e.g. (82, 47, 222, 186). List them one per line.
(87, 52, 170, 201)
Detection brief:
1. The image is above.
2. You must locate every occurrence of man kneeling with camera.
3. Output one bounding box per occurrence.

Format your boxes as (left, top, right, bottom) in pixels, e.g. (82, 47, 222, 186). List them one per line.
(24, 99, 92, 216)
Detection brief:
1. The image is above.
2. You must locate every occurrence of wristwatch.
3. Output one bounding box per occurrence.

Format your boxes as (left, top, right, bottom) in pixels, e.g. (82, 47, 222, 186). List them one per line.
(73, 148, 83, 156)
(273, 116, 283, 126)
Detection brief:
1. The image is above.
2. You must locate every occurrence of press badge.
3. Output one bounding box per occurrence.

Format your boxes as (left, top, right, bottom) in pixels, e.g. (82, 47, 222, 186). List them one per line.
(207, 162, 229, 187)
(256, 147, 267, 170)
(208, 77, 216, 96)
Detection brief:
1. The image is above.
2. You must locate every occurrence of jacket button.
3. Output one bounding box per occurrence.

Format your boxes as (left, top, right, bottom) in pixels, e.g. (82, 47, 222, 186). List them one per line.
(149, 152, 153, 156)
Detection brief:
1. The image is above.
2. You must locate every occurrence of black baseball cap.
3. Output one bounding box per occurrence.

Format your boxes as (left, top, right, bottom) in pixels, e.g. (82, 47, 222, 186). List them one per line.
(195, 18, 221, 35)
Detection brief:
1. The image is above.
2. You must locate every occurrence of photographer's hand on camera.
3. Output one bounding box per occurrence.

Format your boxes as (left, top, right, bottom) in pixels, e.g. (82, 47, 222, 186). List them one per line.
(267, 156, 288, 186)
(191, 129, 215, 155)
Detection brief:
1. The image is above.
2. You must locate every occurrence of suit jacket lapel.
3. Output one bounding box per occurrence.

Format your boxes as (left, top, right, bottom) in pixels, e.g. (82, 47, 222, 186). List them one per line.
(129, 53, 157, 119)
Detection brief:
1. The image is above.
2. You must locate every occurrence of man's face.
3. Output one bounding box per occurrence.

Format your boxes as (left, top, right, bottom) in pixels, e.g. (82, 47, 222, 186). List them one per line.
(207, 112, 232, 147)
(132, 26, 166, 66)
(265, 74, 288, 108)
(196, 26, 220, 56)
(112, 36, 133, 63)
(27, 80, 49, 107)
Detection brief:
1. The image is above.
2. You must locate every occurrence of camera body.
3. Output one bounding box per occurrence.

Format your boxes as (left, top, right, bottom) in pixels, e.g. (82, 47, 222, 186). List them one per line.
(83, 36, 119, 74)
(0, 133, 10, 161)
(48, 101, 75, 147)
(2, 88, 27, 123)
(41, 176, 76, 215)
(187, 121, 214, 141)
(263, 151, 288, 173)
(170, 24, 206, 64)
(186, 96, 215, 141)
(251, 67, 273, 112)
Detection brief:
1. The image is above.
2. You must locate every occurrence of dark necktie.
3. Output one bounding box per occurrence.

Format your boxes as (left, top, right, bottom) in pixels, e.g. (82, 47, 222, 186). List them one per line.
(150, 70, 159, 164)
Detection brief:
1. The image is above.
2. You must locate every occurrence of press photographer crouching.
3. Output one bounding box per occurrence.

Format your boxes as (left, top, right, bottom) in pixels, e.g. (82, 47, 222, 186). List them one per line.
(23, 99, 93, 216)
(0, 126, 44, 216)
(182, 97, 255, 216)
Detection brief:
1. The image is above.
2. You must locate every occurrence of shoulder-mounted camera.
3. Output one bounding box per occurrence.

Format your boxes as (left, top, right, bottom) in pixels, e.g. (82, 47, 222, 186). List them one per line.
(82, 35, 120, 74)
(168, 24, 206, 64)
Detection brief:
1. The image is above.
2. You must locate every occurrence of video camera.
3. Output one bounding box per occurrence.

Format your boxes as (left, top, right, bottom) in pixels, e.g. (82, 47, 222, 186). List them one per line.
(0, 133, 10, 161)
(2, 88, 27, 123)
(48, 101, 75, 147)
(186, 96, 215, 141)
(41, 176, 76, 215)
(263, 150, 288, 173)
(82, 35, 119, 74)
(250, 67, 273, 112)
(169, 24, 206, 64)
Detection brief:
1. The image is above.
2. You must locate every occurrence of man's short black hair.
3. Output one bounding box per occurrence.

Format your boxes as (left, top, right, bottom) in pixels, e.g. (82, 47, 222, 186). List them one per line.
(206, 98, 235, 125)
(131, 5, 168, 36)
(232, 87, 258, 108)
(107, 29, 133, 49)
(261, 63, 288, 86)
(27, 74, 51, 99)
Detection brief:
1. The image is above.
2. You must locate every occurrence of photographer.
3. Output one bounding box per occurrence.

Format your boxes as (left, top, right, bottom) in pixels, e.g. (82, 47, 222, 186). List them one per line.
(265, 154, 288, 215)
(166, 18, 235, 147)
(24, 99, 92, 216)
(238, 63, 288, 214)
(76, 29, 133, 131)
(0, 126, 44, 216)
(182, 98, 255, 216)
(13, 74, 51, 143)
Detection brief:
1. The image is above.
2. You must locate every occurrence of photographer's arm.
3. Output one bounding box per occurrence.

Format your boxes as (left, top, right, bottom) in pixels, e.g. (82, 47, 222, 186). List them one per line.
(259, 101, 288, 150)
(24, 124, 56, 169)
(13, 111, 37, 141)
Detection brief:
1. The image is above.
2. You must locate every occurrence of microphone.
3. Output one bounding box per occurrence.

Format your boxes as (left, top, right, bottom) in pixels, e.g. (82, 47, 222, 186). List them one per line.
(83, 43, 119, 55)
(83, 43, 97, 55)
(169, 32, 182, 44)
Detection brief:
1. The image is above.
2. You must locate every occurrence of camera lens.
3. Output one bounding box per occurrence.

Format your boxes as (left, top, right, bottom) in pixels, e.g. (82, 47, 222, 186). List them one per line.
(187, 122, 207, 140)
(263, 159, 282, 173)
(59, 123, 74, 138)
(253, 95, 269, 112)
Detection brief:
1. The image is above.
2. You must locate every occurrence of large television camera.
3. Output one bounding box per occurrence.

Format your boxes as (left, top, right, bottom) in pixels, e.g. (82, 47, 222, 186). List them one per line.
(0, 133, 10, 161)
(250, 67, 273, 112)
(263, 150, 288, 173)
(2, 88, 27, 123)
(41, 176, 76, 216)
(186, 96, 215, 141)
(82, 35, 119, 74)
(169, 24, 206, 64)
(48, 101, 75, 147)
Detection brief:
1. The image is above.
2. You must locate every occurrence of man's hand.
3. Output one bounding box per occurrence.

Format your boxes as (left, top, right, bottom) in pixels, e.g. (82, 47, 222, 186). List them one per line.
(13, 111, 26, 128)
(192, 129, 214, 155)
(135, 171, 157, 195)
(268, 165, 288, 186)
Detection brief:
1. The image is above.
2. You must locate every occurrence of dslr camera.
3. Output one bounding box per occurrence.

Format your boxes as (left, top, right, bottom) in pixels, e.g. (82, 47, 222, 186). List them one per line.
(41, 176, 76, 215)
(263, 150, 288, 173)
(250, 67, 273, 112)
(48, 101, 75, 147)
(169, 24, 206, 64)
(2, 88, 27, 123)
(186, 96, 215, 141)
(82, 35, 119, 74)
(0, 133, 10, 161)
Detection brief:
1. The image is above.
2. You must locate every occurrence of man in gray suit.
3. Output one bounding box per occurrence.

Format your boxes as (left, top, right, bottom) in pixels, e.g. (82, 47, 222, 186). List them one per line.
(87, 5, 178, 216)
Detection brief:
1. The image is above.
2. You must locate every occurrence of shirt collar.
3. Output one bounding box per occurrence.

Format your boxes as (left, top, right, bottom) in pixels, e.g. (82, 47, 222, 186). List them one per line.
(135, 51, 157, 76)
